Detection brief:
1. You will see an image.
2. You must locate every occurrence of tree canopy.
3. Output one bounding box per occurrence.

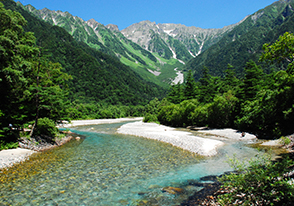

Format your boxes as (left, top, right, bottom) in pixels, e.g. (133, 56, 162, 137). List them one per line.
(146, 32, 294, 139)
(0, 3, 70, 141)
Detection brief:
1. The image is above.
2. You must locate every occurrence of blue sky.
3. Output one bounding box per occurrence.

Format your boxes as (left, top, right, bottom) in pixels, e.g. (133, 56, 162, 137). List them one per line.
(16, 0, 277, 30)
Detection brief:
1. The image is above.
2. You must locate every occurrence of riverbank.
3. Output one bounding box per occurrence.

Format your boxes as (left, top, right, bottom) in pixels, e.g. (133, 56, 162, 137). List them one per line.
(62, 117, 143, 127)
(3, 119, 292, 205)
(117, 121, 225, 156)
(0, 132, 81, 169)
(0, 148, 36, 169)
(64, 118, 258, 156)
(0, 118, 141, 170)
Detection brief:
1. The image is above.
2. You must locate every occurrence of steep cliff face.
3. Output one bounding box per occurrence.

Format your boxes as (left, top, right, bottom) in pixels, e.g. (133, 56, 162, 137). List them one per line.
(121, 20, 243, 61)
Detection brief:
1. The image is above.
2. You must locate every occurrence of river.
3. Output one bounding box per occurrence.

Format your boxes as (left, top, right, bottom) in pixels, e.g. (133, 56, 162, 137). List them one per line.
(0, 121, 264, 205)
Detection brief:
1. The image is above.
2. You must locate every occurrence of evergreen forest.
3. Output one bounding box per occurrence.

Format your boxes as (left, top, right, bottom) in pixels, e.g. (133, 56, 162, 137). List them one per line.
(144, 32, 294, 139)
(1, 0, 294, 205)
(0, 0, 165, 147)
(1, 0, 294, 146)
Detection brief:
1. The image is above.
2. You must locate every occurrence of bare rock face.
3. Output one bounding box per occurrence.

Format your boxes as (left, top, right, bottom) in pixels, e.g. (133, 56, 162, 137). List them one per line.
(86, 18, 102, 29)
(121, 20, 241, 57)
(106, 24, 119, 32)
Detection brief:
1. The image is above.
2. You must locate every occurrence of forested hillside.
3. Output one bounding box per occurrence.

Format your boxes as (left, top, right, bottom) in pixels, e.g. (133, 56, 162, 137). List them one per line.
(186, 0, 294, 80)
(3, 0, 165, 105)
(20, 3, 185, 86)
(145, 31, 294, 139)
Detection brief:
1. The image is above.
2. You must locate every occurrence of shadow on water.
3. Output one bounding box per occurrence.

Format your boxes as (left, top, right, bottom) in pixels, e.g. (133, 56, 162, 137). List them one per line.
(0, 122, 268, 205)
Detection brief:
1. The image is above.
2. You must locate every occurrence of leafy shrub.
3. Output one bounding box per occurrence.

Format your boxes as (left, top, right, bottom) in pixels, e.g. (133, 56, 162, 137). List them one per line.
(143, 113, 158, 123)
(279, 136, 291, 145)
(35, 118, 59, 137)
(0, 140, 19, 151)
(218, 154, 294, 205)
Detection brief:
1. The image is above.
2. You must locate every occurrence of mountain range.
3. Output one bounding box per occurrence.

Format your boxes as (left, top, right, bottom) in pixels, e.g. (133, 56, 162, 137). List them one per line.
(5, 0, 294, 104)
(3, 0, 166, 105)
(187, 0, 294, 80)
(20, 0, 294, 84)
(18, 2, 245, 86)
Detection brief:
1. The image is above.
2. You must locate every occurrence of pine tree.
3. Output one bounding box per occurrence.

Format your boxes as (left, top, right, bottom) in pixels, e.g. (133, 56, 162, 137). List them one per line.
(184, 70, 197, 100)
(240, 60, 264, 101)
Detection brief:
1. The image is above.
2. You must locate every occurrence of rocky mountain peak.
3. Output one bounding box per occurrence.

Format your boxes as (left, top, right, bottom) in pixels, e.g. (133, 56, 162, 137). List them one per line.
(86, 18, 102, 29)
(106, 24, 119, 32)
(121, 20, 241, 57)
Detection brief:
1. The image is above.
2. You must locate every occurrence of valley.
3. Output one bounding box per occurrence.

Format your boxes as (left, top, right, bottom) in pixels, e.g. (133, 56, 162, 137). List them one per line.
(1, 0, 294, 205)
(20, 3, 244, 87)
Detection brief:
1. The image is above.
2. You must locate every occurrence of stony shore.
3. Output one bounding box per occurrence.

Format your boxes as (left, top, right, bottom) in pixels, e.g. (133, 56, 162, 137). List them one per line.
(0, 118, 259, 169)
(0, 118, 141, 170)
(0, 133, 80, 169)
(1, 118, 292, 205)
(0, 148, 36, 169)
(117, 121, 225, 156)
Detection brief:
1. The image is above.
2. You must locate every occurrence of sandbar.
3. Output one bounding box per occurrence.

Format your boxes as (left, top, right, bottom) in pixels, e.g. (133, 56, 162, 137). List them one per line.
(197, 128, 257, 141)
(117, 121, 224, 156)
(0, 148, 36, 169)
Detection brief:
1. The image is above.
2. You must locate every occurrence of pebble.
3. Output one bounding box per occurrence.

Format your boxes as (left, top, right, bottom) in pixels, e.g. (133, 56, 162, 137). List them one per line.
(0, 148, 36, 169)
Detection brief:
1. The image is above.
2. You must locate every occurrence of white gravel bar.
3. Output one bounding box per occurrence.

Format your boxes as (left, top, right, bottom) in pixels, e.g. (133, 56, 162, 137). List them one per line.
(63, 117, 143, 127)
(197, 128, 257, 141)
(0, 148, 36, 169)
(117, 121, 224, 156)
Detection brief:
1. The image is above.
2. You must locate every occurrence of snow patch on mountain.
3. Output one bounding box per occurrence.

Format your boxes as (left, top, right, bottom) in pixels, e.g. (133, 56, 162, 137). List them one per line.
(163, 29, 176, 37)
(188, 50, 196, 58)
(52, 17, 57, 25)
(148, 69, 161, 76)
(197, 41, 205, 56)
(172, 68, 184, 84)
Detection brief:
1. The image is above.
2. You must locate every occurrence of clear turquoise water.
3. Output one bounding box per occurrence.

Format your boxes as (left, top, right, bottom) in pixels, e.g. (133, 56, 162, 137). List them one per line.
(0, 122, 262, 205)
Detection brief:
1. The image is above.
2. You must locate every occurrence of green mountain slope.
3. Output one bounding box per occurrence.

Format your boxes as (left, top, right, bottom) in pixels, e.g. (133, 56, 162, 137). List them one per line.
(20, 4, 184, 86)
(186, 0, 294, 80)
(3, 0, 165, 105)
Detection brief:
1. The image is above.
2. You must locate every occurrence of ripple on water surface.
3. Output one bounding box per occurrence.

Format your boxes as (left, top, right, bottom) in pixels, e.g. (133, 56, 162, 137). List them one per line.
(0, 122, 263, 205)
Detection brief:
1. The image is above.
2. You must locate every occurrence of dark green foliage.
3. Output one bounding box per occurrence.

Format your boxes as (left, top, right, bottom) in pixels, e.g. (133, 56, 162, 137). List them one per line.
(0, 1, 73, 142)
(157, 99, 199, 127)
(184, 70, 198, 100)
(0, 1, 38, 141)
(186, 0, 294, 80)
(218, 155, 294, 205)
(206, 91, 238, 128)
(67, 103, 145, 120)
(3, 0, 165, 105)
(143, 98, 161, 123)
(198, 67, 220, 103)
(239, 60, 265, 101)
(34, 117, 59, 137)
(146, 32, 294, 138)
(167, 36, 192, 62)
(148, 30, 173, 59)
(218, 64, 240, 94)
(236, 32, 294, 138)
(143, 113, 158, 123)
(167, 83, 185, 104)
(0, 140, 19, 151)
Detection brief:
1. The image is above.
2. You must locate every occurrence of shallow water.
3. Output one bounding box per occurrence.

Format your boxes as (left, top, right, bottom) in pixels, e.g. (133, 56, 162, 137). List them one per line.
(0, 122, 263, 205)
